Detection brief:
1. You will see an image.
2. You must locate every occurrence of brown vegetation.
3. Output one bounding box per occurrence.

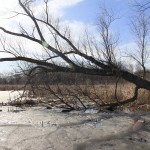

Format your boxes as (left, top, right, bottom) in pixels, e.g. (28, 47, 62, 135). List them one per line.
(0, 84, 24, 91)
(24, 82, 150, 112)
(0, 72, 149, 112)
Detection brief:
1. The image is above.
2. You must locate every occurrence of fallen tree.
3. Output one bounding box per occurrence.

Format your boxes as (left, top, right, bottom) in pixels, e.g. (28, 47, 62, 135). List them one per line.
(0, 0, 150, 111)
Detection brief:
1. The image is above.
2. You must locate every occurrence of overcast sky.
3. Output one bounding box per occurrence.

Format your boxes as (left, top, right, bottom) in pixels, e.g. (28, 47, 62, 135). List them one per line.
(0, 0, 147, 73)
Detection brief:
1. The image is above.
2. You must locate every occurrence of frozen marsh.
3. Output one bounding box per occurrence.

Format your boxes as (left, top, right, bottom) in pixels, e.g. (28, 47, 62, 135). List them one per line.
(0, 91, 149, 150)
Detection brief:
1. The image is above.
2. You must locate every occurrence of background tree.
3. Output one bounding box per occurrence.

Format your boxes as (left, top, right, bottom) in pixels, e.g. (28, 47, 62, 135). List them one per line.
(130, 8, 150, 78)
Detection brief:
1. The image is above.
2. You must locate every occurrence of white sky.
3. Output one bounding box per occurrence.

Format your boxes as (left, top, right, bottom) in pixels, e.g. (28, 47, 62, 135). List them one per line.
(0, 0, 89, 72)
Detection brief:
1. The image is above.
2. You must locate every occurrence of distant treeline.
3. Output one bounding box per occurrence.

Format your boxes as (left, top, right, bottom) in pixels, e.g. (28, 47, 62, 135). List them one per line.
(0, 72, 117, 85)
(0, 70, 150, 85)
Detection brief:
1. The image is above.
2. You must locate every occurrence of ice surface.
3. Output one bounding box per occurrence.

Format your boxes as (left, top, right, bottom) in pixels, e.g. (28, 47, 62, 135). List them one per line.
(0, 106, 149, 150)
(0, 91, 149, 150)
(0, 91, 23, 103)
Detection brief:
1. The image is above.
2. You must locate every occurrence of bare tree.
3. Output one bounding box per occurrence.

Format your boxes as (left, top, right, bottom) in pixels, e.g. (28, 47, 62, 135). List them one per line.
(0, 0, 150, 110)
(130, 9, 150, 78)
(98, 7, 119, 64)
(134, 0, 150, 12)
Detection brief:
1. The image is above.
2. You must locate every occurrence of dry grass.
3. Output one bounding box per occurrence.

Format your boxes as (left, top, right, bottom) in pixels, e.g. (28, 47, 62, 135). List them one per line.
(1, 83, 150, 112)
(0, 84, 23, 91)
(26, 83, 150, 112)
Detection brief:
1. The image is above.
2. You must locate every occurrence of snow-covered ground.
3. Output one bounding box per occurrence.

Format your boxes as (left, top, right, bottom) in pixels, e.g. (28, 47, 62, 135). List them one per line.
(0, 106, 149, 150)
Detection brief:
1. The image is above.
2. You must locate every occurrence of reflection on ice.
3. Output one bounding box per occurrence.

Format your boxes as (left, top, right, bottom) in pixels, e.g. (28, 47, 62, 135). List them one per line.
(85, 109, 99, 114)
